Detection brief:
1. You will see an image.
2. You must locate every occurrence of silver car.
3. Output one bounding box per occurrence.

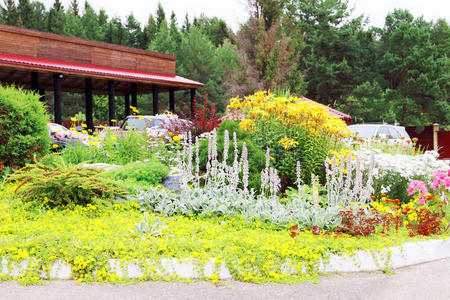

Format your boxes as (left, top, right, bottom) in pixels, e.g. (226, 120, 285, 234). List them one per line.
(348, 123, 412, 145)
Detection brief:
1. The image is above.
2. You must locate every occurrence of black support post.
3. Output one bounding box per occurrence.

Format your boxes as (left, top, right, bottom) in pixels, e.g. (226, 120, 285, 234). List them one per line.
(152, 85, 159, 115)
(53, 74, 62, 125)
(190, 88, 196, 118)
(131, 82, 137, 109)
(169, 87, 175, 113)
(108, 80, 116, 126)
(85, 78, 93, 131)
(124, 93, 130, 118)
(31, 72, 39, 93)
(38, 88, 46, 102)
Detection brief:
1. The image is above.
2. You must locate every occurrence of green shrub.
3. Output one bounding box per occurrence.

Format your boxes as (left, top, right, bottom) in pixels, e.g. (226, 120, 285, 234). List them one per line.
(8, 159, 126, 207)
(199, 120, 266, 190)
(105, 160, 170, 186)
(0, 85, 50, 171)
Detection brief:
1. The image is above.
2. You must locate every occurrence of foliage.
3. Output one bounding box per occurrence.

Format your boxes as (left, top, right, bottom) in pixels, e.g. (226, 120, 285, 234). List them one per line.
(179, 93, 220, 137)
(7, 159, 126, 207)
(229, 2, 304, 96)
(325, 150, 374, 207)
(335, 209, 385, 237)
(60, 130, 154, 165)
(376, 9, 450, 126)
(105, 160, 169, 186)
(0, 85, 50, 171)
(198, 120, 266, 190)
(228, 91, 349, 185)
(355, 149, 448, 203)
(0, 185, 420, 284)
(0, 2, 448, 125)
(177, 26, 228, 113)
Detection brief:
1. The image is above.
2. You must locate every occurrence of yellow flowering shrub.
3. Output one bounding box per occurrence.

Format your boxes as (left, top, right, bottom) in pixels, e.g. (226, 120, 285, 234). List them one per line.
(228, 91, 350, 138)
(227, 91, 350, 185)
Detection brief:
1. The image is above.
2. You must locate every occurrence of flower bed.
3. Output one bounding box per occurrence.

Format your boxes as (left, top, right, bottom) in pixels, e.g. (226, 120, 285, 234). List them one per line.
(1, 90, 449, 285)
(1, 185, 446, 284)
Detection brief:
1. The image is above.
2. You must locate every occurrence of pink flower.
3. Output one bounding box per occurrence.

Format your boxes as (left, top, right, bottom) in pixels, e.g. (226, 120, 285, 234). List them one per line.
(55, 132, 64, 139)
(407, 180, 428, 196)
(418, 195, 426, 205)
(431, 169, 450, 191)
(66, 131, 76, 139)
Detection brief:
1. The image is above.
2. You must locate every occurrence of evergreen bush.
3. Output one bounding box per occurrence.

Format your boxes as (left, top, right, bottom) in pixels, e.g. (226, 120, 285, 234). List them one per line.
(0, 85, 50, 171)
(105, 160, 170, 186)
(8, 159, 126, 207)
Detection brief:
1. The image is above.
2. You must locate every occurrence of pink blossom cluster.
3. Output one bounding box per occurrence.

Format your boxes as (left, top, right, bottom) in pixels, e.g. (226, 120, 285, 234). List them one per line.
(407, 169, 450, 205)
(407, 180, 429, 204)
(430, 169, 450, 191)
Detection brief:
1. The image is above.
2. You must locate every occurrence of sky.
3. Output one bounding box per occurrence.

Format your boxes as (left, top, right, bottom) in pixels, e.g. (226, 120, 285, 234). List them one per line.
(39, 0, 450, 32)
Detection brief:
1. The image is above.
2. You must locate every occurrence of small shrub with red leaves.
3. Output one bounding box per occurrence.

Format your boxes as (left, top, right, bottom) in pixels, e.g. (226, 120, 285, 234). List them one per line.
(335, 209, 384, 237)
(407, 208, 443, 236)
(179, 93, 220, 138)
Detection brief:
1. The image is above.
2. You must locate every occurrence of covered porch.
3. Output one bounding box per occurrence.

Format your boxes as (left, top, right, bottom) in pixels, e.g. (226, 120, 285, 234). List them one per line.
(0, 24, 203, 130)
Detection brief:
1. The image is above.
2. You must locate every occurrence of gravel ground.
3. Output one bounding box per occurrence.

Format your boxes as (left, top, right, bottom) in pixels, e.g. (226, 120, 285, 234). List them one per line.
(0, 258, 449, 300)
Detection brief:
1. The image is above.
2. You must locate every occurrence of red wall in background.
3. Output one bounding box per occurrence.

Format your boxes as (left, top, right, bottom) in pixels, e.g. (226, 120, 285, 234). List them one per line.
(406, 126, 450, 159)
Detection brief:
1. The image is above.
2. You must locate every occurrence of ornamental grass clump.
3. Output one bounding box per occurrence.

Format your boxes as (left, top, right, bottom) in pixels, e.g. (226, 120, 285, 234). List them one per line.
(8, 158, 126, 207)
(227, 91, 350, 186)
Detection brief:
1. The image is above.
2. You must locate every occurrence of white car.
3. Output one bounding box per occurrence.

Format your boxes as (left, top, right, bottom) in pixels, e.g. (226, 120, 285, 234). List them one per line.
(47, 123, 90, 147)
(348, 123, 412, 145)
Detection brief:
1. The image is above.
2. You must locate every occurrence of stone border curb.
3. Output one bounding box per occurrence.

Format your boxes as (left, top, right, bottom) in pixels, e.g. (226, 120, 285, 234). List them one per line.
(2, 238, 449, 280)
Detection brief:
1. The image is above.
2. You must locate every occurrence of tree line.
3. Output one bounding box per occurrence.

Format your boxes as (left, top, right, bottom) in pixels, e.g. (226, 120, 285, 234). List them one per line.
(0, 0, 448, 127)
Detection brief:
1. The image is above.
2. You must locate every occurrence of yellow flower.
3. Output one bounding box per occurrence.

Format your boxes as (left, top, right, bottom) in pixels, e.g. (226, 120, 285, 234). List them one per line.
(173, 135, 181, 142)
(52, 144, 59, 148)
(70, 117, 77, 122)
(110, 135, 117, 141)
(81, 123, 87, 127)
(239, 119, 256, 132)
(278, 137, 298, 149)
(111, 119, 117, 123)
(407, 212, 418, 221)
(138, 116, 143, 120)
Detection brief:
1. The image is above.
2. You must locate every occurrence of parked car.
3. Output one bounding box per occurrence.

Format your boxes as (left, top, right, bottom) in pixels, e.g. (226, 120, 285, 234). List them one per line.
(348, 123, 412, 145)
(121, 115, 191, 137)
(47, 123, 89, 148)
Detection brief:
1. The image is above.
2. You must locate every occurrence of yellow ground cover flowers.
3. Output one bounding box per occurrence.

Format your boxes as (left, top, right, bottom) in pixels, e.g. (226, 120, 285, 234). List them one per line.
(0, 184, 434, 284)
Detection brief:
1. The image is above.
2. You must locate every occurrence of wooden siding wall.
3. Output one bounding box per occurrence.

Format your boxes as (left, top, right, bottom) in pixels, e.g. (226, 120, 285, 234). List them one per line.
(0, 25, 176, 76)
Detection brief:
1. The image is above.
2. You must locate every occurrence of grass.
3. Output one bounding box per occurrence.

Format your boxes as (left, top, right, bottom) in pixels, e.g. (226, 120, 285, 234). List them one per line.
(0, 184, 446, 285)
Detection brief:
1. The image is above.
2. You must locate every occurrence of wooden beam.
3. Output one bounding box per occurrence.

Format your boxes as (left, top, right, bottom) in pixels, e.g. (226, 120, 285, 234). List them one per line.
(152, 85, 159, 115)
(5, 70, 17, 79)
(190, 88, 196, 117)
(169, 87, 175, 113)
(108, 80, 115, 126)
(124, 93, 130, 119)
(53, 74, 62, 124)
(85, 78, 93, 131)
(131, 82, 137, 108)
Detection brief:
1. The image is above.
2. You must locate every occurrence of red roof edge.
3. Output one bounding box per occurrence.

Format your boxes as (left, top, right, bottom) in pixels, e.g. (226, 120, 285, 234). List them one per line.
(0, 52, 204, 88)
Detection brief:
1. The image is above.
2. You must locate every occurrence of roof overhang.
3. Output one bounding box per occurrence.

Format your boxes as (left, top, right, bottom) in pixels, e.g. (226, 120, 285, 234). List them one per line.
(0, 52, 203, 94)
